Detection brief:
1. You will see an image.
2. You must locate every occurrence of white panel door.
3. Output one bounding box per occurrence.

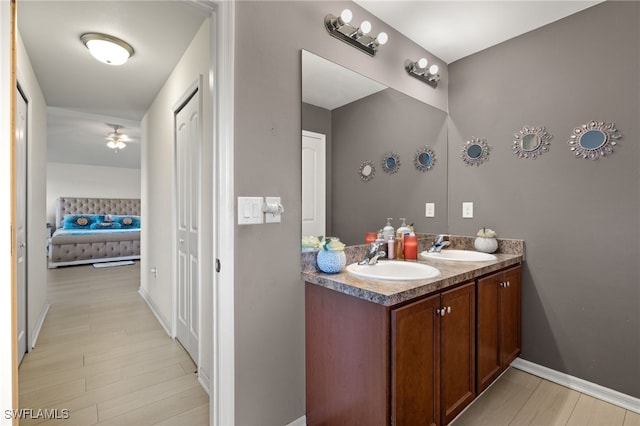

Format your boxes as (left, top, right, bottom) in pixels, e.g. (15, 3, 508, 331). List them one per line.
(302, 130, 326, 237)
(176, 89, 200, 363)
(15, 86, 27, 364)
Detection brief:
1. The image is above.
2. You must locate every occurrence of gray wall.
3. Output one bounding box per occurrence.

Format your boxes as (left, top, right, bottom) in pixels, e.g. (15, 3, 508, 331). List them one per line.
(332, 88, 448, 245)
(302, 102, 333, 236)
(448, 1, 639, 398)
(234, 1, 447, 424)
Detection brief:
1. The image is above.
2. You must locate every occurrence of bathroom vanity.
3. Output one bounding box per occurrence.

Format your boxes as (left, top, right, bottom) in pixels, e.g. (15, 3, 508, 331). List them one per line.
(302, 237, 523, 426)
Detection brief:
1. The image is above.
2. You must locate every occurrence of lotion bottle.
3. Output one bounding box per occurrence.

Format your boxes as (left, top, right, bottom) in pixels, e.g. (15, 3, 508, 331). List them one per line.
(382, 218, 395, 240)
(387, 235, 395, 259)
(396, 218, 411, 238)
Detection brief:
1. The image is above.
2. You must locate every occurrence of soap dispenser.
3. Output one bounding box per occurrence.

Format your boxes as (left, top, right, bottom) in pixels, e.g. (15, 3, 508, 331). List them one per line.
(396, 218, 411, 238)
(382, 218, 395, 240)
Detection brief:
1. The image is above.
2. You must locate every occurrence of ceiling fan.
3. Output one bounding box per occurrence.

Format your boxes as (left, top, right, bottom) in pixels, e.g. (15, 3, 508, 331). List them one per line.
(105, 123, 130, 152)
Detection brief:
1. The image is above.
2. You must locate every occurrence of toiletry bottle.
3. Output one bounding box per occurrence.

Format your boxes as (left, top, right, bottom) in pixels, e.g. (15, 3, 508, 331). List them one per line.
(396, 218, 410, 238)
(387, 235, 395, 259)
(395, 235, 404, 260)
(375, 230, 387, 258)
(382, 218, 395, 240)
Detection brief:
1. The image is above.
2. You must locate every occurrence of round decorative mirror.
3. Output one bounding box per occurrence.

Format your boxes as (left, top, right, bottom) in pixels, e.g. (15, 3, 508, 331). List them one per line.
(461, 137, 491, 166)
(513, 125, 552, 159)
(568, 120, 621, 160)
(414, 146, 436, 172)
(381, 152, 401, 174)
(358, 160, 375, 182)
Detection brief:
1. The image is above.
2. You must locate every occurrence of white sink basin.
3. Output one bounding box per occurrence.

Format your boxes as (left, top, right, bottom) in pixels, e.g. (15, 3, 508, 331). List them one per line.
(420, 249, 497, 262)
(346, 261, 440, 281)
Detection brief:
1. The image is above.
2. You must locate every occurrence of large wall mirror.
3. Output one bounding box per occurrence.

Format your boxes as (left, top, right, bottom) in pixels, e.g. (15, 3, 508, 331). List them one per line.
(301, 50, 448, 246)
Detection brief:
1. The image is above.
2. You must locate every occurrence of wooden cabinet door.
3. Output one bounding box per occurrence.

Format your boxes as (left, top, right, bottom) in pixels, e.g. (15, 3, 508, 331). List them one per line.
(476, 273, 501, 394)
(441, 282, 476, 424)
(500, 266, 522, 367)
(392, 294, 441, 426)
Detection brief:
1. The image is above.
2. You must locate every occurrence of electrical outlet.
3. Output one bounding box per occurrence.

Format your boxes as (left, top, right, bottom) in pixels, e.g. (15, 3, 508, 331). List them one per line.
(425, 202, 435, 218)
(462, 202, 474, 218)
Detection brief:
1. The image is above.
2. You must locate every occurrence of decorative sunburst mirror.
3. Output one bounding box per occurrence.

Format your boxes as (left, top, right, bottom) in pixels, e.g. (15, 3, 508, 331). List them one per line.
(513, 125, 552, 159)
(381, 152, 401, 174)
(358, 160, 375, 182)
(461, 137, 491, 166)
(568, 120, 621, 160)
(414, 146, 436, 172)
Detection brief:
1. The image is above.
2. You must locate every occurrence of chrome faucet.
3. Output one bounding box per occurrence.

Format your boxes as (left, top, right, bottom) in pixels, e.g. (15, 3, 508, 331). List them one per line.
(428, 234, 451, 253)
(358, 241, 387, 265)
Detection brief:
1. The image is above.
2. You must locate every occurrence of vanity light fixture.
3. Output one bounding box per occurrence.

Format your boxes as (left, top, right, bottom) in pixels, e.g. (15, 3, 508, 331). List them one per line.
(81, 33, 134, 66)
(405, 57, 440, 88)
(324, 9, 388, 56)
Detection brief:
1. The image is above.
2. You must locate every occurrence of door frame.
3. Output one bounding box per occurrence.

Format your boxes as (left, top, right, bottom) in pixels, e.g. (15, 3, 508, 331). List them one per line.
(205, 2, 235, 425)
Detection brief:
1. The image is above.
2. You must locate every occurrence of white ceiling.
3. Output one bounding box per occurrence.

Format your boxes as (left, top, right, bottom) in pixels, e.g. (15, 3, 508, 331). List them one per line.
(354, 1, 602, 64)
(18, 1, 603, 168)
(17, 0, 207, 168)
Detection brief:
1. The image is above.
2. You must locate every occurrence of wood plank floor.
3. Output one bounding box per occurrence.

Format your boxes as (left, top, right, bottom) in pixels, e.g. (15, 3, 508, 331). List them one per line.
(18, 262, 209, 426)
(19, 262, 637, 426)
(452, 368, 640, 426)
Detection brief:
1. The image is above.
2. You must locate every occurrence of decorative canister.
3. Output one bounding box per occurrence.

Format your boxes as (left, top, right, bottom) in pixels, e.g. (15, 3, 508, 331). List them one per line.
(316, 249, 347, 274)
(474, 237, 498, 253)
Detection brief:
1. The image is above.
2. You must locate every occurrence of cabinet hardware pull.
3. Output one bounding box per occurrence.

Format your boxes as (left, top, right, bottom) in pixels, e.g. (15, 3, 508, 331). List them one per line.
(507, 281, 510, 287)
(446, 306, 451, 314)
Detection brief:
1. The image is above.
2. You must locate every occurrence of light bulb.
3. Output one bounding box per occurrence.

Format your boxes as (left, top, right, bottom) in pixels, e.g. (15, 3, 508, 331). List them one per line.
(376, 32, 388, 45)
(360, 20, 372, 35)
(340, 9, 352, 24)
(417, 58, 428, 69)
(429, 64, 439, 75)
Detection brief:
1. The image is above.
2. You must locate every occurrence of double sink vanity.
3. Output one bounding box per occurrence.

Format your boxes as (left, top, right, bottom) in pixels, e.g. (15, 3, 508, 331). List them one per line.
(302, 235, 524, 426)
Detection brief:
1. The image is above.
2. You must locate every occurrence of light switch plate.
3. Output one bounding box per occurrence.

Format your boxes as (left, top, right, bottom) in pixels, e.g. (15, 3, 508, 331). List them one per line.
(462, 202, 474, 218)
(238, 197, 263, 225)
(425, 202, 435, 218)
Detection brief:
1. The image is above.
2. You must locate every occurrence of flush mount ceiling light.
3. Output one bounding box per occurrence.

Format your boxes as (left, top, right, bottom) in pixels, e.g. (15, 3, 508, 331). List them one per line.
(105, 124, 129, 152)
(81, 33, 134, 65)
(405, 57, 440, 88)
(324, 9, 388, 56)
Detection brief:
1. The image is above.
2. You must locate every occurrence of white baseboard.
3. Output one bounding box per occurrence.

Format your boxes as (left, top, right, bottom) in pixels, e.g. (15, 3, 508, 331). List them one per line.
(198, 369, 211, 396)
(30, 303, 50, 348)
(511, 358, 640, 414)
(138, 286, 172, 337)
(286, 415, 306, 426)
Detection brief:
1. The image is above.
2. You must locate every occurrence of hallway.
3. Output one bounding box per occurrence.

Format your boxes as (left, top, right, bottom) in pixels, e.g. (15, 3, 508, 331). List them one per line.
(18, 263, 209, 425)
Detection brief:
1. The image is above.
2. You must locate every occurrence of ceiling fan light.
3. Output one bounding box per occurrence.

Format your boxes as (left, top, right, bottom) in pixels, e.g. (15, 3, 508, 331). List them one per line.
(81, 33, 134, 66)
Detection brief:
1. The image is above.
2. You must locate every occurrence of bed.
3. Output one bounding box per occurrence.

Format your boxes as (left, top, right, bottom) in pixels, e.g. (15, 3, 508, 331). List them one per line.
(48, 197, 141, 268)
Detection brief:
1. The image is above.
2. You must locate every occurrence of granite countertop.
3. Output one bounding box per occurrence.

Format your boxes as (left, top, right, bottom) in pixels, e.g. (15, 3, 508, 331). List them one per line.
(301, 235, 524, 307)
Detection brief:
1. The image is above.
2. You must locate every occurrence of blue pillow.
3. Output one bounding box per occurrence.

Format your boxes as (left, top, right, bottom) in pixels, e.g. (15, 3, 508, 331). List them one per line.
(110, 215, 141, 229)
(62, 214, 102, 229)
(90, 221, 122, 230)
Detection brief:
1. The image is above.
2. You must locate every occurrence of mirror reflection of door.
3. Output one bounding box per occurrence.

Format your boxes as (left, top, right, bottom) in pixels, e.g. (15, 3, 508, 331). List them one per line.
(302, 130, 326, 237)
(16, 85, 28, 364)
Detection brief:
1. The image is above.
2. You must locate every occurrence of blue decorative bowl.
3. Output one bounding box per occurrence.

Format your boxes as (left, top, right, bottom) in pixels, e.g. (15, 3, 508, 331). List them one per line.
(316, 250, 346, 274)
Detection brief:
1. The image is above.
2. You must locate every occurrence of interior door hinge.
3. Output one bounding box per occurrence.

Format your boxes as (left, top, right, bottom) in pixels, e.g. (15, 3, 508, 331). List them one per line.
(215, 258, 221, 273)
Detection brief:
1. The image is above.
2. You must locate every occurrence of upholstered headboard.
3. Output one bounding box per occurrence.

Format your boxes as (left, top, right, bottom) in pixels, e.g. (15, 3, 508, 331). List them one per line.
(56, 197, 141, 228)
